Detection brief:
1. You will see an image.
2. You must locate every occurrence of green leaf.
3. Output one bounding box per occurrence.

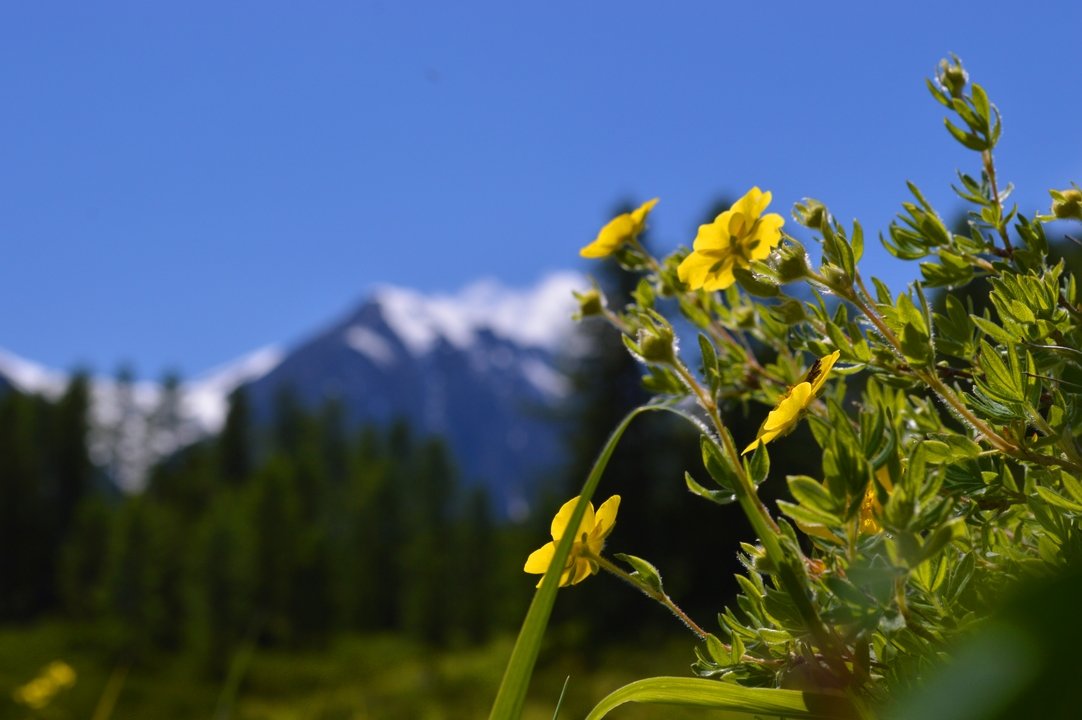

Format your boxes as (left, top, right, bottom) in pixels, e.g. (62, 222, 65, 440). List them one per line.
(614, 553, 665, 594)
(702, 434, 739, 492)
(971, 315, 1018, 344)
(1035, 486, 1082, 513)
(978, 340, 1023, 403)
(584, 676, 855, 720)
(787, 475, 841, 515)
(685, 472, 736, 505)
(777, 500, 840, 528)
(704, 633, 729, 665)
(698, 333, 719, 379)
(944, 118, 988, 151)
(746, 441, 771, 487)
(851, 220, 865, 263)
(971, 83, 991, 126)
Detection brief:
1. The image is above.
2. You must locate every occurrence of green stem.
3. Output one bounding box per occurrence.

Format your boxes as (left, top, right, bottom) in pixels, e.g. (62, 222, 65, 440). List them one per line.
(846, 273, 1082, 473)
(590, 553, 708, 640)
(668, 361, 779, 534)
(667, 357, 849, 681)
(982, 149, 1014, 256)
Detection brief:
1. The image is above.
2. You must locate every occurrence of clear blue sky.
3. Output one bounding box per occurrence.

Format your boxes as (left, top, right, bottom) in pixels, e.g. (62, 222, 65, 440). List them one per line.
(2, 1, 1079, 379)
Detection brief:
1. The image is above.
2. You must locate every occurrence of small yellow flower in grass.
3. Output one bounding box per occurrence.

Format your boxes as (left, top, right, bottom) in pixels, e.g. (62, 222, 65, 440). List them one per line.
(743, 350, 840, 454)
(13, 661, 76, 710)
(580, 199, 659, 258)
(678, 187, 785, 291)
(524, 495, 620, 587)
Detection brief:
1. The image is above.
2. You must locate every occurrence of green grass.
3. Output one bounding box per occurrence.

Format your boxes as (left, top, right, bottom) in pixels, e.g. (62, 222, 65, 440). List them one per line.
(0, 621, 720, 719)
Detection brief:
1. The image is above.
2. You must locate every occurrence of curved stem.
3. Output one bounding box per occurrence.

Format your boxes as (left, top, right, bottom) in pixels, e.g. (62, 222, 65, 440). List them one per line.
(590, 552, 709, 640)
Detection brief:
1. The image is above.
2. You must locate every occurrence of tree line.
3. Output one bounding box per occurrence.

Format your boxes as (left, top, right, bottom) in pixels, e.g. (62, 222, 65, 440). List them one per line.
(0, 380, 538, 673)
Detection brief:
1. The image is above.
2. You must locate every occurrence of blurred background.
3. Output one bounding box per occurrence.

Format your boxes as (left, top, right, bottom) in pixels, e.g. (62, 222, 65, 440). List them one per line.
(2, 2, 1080, 718)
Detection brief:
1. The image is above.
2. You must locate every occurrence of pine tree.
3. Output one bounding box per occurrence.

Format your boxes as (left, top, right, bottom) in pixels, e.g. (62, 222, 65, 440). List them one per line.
(219, 388, 253, 485)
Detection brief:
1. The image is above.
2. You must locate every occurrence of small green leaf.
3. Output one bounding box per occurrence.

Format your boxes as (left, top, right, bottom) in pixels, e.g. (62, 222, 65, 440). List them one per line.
(685, 472, 736, 505)
(746, 441, 771, 487)
(944, 118, 988, 151)
(701, 435, 739, 492)
(777, 500, 840, 528)
(787, 475, 841, 515)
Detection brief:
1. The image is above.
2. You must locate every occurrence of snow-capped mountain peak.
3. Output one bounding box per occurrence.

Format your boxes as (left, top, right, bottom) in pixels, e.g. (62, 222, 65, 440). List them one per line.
(372, 272, 584, 356)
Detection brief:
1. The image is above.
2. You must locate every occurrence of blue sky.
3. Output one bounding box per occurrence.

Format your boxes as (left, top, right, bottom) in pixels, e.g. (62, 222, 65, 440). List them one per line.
(2, 1, 1079, 379)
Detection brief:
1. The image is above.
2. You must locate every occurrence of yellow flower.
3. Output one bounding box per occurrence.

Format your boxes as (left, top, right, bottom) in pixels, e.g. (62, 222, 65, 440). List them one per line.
(580, 199, 659, 258)
(798, 468, 893, 541)
(858, 467, 894, 535)
(743, 350, 840, 454)
(13, 661, 76, 710)
(677, 187, 785, 291)
(44, 661, 76, 689)
(524, 495, 620, 587)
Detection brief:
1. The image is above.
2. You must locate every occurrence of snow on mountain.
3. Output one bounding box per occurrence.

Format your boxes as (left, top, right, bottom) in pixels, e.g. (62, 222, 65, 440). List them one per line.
(0, 272, 588, 507)
(0, 345, 283, 491)
(374, 271, 584, 356)
(0, 347, 68, 397)
(182, 346, 285, 431)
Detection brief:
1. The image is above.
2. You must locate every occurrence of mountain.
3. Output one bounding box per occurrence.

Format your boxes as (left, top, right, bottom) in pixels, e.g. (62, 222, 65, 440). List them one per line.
(243, 273, 584, 517)
(0, 273, 586, 515)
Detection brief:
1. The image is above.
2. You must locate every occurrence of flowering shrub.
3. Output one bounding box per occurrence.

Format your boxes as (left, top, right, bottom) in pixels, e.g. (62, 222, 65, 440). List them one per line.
(491, 56, 1082, 719)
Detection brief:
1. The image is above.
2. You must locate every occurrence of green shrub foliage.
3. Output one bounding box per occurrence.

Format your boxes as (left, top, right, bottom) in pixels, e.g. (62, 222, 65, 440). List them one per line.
(494, 56, 1082, 719)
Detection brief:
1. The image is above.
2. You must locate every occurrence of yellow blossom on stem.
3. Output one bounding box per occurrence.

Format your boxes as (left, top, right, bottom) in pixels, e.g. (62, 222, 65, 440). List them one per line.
(579, 199, 659, 258)
(858, 467, 894, 535)
(524, 495, 620, 587)
(677, 187, 784, 291)
(743, 351, 840, 454)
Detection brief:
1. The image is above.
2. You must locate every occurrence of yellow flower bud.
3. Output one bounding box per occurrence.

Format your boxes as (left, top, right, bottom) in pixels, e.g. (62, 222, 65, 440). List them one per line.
(792, 198, 828, 231)
(1051, 188, 1082, 221)
(573, 289, 604, 320)
(637, 324, 677, 365)
(937, 57, 968, 99)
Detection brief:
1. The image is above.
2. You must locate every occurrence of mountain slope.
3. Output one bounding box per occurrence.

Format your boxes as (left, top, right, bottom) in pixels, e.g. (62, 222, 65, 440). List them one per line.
(243, 273, 584, 517)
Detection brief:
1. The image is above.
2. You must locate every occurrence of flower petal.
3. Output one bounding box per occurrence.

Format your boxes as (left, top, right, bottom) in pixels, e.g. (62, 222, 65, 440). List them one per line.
(677, 249, 720, 289)
(743, 383, 813, 454)
(524, 541, 556, 574)
(749, 214, 785, 260)
(551, 495, 594, 541)
(702, 261, 736, 291)
(568, 557, 596, 585)
(580, 214, 634, 258)
(590, 495, 621, 543)
(807, 350, 840, 396)
(693, 217, 729, 251)
(731, 187, 769, 220)
(630, 197, 659, 229)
